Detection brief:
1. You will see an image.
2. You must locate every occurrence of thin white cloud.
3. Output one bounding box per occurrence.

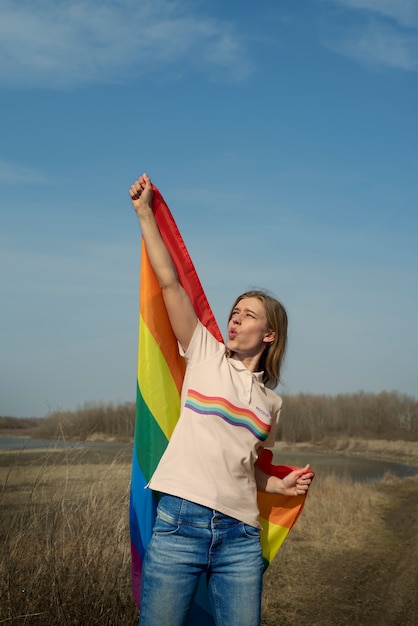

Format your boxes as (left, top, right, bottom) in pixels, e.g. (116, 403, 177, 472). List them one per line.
(324, 20, 418, 70)
(331, 0, 418, 27)
(322, 0, 418, 71)
(0, 0, 252, 89)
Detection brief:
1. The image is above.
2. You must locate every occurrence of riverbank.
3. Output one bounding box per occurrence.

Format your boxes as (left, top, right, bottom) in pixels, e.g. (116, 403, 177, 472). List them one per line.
(1, 439, 418, 624)
(2, 431, 418, 466)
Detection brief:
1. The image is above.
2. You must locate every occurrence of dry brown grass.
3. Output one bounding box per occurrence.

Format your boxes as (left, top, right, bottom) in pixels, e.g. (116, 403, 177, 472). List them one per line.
(0, 449, 137, 625)
(262, 469, 418, 625)
(1, 443, 417, 625)
(262, 473, 384, 623)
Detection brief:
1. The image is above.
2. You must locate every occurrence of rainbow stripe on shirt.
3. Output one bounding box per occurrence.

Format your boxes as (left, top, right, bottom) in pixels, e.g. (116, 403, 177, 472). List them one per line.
(185, 389, 271, 441)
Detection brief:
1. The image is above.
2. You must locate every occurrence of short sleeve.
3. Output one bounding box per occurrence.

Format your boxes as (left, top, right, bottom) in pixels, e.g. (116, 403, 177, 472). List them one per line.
(180, 320, 224, 365)
(262, 395, 282, 449)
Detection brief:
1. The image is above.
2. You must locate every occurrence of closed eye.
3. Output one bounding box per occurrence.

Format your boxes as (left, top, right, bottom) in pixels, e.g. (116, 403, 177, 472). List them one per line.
(231, 308, 258, 319)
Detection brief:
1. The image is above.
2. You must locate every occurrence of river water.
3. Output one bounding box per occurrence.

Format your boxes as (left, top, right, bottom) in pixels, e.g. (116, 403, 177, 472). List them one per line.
(273, 450, 418, 483)
(1, 436, 417, 483)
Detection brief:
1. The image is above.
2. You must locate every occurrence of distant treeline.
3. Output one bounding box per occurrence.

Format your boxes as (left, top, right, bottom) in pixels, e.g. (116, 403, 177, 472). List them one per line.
(34, 402, 135, 441)
(278, 391, 417, 442)
(1, 392, 417, 442)
(0, 416, 42, 430)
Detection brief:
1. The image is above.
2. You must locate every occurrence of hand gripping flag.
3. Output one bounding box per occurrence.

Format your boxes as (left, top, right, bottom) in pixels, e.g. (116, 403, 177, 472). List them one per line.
(129, 186, 312, 623)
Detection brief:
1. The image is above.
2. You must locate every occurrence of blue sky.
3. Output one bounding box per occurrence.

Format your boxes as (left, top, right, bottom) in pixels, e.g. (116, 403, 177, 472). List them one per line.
(1, 0, 417, 418)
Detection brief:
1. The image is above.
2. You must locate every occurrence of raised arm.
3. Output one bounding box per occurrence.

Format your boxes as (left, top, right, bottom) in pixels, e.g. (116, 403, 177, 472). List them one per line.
(129, 173, 198, 351)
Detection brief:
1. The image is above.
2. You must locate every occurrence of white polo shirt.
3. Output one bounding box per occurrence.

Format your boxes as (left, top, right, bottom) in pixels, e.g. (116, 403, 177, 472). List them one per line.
(148, 321, 283, 528)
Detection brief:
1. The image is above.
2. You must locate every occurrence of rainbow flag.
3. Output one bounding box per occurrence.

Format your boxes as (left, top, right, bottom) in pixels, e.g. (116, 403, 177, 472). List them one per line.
(256, 448, 310, 569)
(129, 186, 311, 622)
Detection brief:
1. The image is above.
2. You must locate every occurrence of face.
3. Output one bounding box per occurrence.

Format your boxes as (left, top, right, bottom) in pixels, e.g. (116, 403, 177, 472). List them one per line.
(227, 297, 275, 358)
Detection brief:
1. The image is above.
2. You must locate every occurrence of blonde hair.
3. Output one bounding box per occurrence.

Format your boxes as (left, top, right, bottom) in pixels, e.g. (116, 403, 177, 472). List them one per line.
(227, 290, 288, 389)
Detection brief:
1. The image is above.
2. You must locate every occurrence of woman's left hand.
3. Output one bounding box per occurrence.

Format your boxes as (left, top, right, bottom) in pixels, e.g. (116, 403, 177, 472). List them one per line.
(282, 464, 314, 497)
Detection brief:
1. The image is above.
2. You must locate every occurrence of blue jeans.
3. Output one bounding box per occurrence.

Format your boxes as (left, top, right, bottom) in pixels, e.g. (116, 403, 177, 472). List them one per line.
(139, 494, 264, 626)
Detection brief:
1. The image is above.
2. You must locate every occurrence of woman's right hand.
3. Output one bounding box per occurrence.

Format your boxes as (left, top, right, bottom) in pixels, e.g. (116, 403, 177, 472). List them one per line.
(129, 173, 154, 217)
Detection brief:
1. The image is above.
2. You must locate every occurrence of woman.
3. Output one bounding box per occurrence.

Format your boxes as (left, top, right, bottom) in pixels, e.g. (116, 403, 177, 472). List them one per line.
(129, 173, 313, 626)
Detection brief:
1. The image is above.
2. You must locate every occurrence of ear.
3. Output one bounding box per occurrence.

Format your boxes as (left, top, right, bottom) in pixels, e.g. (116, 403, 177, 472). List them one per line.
(263, 330, 275, 344)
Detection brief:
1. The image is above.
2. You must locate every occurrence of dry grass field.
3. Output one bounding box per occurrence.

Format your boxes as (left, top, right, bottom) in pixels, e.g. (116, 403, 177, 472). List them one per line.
(1, 440, 418, 625)
(0, 445, 137, 625)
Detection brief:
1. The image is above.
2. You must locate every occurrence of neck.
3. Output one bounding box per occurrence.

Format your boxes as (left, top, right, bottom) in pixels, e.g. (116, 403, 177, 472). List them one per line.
(228, 351, 262, 373)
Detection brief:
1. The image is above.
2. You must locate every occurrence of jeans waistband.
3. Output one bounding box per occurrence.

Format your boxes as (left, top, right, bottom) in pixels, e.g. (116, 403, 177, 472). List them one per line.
(158, 494, 243, 528)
